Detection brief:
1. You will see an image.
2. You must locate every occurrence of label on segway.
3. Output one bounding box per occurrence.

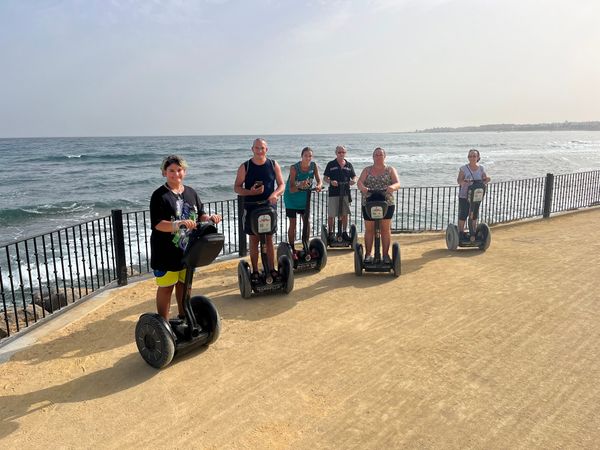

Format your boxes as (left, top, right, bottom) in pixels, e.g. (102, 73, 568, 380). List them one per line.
(472, 188, 484, 203)
(257, 214, 272, 234)
(370, 206, 384, 220)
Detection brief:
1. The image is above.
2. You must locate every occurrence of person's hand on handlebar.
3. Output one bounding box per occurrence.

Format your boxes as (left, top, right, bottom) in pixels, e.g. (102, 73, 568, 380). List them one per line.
(331, 180, 338, 187)
(178, 219, 197, 230)
(316, 183, 322, 192)
(206, 214, 222, 225)
(267, 193, 278, 205)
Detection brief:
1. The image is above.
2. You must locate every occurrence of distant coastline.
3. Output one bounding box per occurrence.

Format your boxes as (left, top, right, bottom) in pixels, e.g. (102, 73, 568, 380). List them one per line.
(416, 121, 600, 133)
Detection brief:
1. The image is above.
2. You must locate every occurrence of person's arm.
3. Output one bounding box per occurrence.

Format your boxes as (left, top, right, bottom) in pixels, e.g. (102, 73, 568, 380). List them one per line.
(234, 163, 264, 197)
(457, 168, 468, 186)
(357, 168, 369, 194)
(268, 161, 285, 205)
(289, 165, 299, 193)
(386, 167, 401, 194)
(349, 164, 357, 185)
(482, 169, 491, 184)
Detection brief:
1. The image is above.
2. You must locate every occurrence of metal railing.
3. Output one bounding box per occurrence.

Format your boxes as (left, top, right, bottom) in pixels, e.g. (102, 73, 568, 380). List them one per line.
(2, 170, 600, 341)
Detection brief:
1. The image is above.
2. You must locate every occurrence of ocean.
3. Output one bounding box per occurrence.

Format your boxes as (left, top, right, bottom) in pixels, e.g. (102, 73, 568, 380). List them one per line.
(1, 131, 600, 245)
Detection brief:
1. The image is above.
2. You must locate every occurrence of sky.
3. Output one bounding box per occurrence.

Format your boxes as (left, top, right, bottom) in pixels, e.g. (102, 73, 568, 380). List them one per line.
(1, 0, 599, 137)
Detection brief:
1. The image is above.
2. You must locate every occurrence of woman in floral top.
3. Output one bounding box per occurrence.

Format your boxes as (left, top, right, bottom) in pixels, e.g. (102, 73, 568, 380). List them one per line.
(357, 147, 401, 263)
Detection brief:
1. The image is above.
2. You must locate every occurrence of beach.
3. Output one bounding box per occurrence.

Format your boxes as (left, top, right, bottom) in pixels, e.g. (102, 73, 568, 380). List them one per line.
(1, 208, 599, 448)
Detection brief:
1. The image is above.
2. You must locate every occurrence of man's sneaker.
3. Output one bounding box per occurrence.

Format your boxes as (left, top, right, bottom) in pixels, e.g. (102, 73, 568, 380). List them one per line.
(383, 255, 392, 264)
(328, 232, 335, 241)
(342, 231, 351, 241)
(364, 255, 374, 263)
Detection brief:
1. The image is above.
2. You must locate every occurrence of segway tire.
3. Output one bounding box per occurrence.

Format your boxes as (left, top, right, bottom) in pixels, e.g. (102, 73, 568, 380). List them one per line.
(309, 238, 327, 271)
(190, 295, 221, 345)
(277, 242, 294, 264)
(238, 260, 252, 299)
(350, 224, 357, 248)
(279, 255, 294, 294)
(135, 313, 175, 369)
(392, 242, 401, 277)
(446, 224, 459, 251)
(354, 243, 364, 276)
(477, 223, 492, 251)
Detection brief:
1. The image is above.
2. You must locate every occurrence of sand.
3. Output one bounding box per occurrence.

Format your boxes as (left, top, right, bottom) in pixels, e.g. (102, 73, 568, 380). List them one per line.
(1, 208, 599, 449)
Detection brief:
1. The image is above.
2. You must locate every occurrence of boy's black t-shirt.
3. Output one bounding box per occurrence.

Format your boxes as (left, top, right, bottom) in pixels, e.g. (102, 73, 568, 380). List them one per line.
(150, 184, 205, 272)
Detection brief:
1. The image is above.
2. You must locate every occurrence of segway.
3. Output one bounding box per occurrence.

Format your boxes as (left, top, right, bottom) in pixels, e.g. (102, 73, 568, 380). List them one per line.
(446, 180, 491, 251)
(135, 222, 224, 369)
(238, 200, 294, 298)
(321, 181, 357, 249)
(354, 190, 401, 277)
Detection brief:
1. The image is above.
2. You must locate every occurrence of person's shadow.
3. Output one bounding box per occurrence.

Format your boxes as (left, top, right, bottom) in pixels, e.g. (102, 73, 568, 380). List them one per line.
(0, 353, 157, 439)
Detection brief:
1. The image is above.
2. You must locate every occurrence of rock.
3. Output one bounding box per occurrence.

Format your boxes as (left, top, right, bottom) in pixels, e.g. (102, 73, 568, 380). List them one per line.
(33, 290, 69, 313)
(0, 303, 46, 339)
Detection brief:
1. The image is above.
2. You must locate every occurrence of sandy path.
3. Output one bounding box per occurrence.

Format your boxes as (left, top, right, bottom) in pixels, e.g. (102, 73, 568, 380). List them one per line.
(1, 209, 599, 449)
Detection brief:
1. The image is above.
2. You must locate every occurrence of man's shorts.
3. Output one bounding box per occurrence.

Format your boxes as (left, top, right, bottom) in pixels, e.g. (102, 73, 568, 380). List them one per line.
(328, 196, 351, 218)
(285, 208, 305, 218)
(154, 269, 187, 287)
(458, 198, 481, 221)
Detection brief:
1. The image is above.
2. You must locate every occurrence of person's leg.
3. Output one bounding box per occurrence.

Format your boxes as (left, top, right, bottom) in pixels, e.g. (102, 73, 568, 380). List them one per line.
(327, 197, 336, 233)
(287, 217, 297, 247)
(381, 219, 392, 258)
(174, 280, 187, 317)
(364, 220, 375, 257)
(156, 285, 175, 320)
(249, 234, 259, 272)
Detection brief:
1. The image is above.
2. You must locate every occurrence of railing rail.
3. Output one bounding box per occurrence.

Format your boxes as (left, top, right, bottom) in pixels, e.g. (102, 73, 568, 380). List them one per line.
(2, 170, 600, 341)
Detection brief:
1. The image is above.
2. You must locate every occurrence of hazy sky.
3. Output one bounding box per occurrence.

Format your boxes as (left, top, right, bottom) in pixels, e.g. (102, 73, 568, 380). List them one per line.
(1, 0, 599, 137)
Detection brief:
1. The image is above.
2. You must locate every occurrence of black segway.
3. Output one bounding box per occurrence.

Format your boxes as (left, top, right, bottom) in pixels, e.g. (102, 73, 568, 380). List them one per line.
(446, 180, 491, 251)
(354, 190, 401, 277)
(238, 200, 294, 298)
(321, 181, 357, 249)
(278, 185, 327, 272)
(135, 222, 224, 369)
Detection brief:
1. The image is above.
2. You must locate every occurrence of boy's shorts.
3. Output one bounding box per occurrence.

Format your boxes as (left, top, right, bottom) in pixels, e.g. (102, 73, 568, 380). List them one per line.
(153, 269, 187, 287)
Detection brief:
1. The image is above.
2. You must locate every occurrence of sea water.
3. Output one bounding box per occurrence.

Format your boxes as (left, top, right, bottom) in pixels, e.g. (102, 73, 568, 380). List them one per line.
(1, 131, 600, 245)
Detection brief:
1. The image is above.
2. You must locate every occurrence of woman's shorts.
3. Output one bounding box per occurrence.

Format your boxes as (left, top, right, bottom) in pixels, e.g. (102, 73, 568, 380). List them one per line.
(328, 196, 350, 217)
(458, 198, 481, 220)
(285, 208, 305, 218)
(154, 269, 187, 287)
(362, 205, 395, 221)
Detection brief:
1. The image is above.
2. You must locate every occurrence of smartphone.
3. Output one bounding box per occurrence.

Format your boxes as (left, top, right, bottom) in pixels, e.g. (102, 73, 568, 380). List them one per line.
(254, 181, 263, 188)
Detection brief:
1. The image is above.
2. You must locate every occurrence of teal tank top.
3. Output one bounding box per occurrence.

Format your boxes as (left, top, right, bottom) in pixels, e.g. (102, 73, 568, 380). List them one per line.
(283, 162, 315, 210)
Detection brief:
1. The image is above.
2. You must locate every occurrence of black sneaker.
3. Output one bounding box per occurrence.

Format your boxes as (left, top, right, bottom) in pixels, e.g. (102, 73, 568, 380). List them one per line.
(342, 231, 351, 241)
(328, 231, 335, 241)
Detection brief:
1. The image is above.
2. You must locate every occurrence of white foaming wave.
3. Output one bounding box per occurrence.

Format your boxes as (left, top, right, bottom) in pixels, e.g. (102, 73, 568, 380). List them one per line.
(66, 154, 82, 158)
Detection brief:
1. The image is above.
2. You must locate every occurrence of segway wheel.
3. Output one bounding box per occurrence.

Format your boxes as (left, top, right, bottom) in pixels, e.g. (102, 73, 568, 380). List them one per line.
(354, 243, 364, 276)
(321, 224, 329, 246)
(279, 255, 294, 294)
(238, 260, 252, 299)
(277, 242, 294, 265)
(350, 224, 357, 248)
(309, 238, 327, 271)
(392, 242, 401, 277)
(446, 224, 459, 251)
(135, 313, 175, 369)
(190, 295, 221, 345)
(477, 223, 492, 251)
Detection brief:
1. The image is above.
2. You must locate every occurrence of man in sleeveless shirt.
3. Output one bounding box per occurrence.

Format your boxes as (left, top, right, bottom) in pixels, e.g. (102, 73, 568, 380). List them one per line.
(234, 138, 285, 280)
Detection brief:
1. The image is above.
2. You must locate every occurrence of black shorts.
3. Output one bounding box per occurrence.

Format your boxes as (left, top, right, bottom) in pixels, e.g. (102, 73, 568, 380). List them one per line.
(458, 198, 480, 221)
(362, 205, 395, 221)
(285, 208, 305, 218)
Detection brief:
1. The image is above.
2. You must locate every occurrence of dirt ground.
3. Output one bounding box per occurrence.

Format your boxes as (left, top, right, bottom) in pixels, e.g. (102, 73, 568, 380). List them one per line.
(1, 209, 599, 449)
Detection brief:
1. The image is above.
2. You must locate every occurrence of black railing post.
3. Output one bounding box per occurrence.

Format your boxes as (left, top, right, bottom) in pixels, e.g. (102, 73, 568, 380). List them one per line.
(543, 173, 554, 218)
(111, 209, 128, 286)
(237, 196, 247, 257)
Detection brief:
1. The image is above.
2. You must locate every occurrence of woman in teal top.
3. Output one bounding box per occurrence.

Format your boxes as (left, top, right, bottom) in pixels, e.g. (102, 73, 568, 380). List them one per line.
(283, 147, 322, 251)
